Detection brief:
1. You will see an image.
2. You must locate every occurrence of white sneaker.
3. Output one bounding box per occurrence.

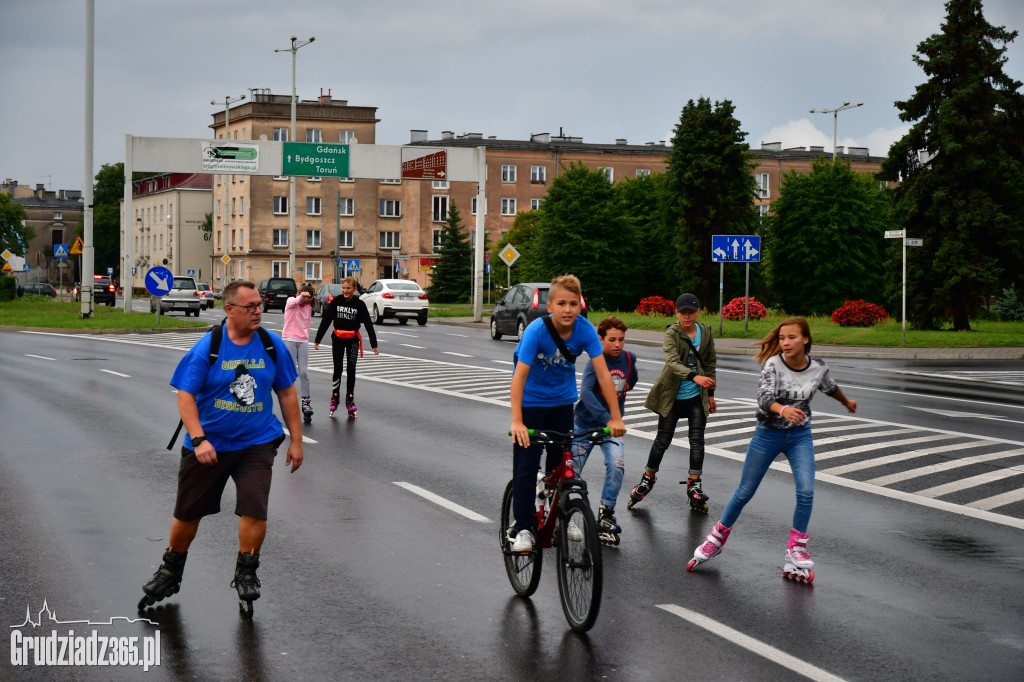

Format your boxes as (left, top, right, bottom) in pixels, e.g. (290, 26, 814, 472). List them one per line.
(512, 529, 535, 554)
(567, 519, 584, 543)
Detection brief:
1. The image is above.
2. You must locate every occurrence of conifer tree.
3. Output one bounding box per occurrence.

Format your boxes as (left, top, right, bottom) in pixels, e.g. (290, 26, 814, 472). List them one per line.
(426, 201, 472, 303)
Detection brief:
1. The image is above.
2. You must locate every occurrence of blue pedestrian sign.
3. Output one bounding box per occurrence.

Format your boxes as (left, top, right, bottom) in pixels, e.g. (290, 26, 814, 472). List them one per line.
(711, 235, 760, 263)
(145, 265, 174, 297)
(187, 269, 195, 277)
(346, 259, 360, 272)
(53, 244, 69, 258)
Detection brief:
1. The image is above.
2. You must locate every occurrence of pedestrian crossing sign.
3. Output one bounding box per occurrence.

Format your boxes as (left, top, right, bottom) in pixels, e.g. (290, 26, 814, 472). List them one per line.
(53, 244, 69, 258)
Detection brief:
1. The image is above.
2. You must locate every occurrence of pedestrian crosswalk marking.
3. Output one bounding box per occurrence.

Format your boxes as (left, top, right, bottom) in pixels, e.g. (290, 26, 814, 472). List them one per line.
(864, 448, 1024, 486)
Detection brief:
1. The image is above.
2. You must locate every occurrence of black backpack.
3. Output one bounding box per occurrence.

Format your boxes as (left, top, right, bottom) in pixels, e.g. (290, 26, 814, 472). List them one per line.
(166, 320, 277, 450)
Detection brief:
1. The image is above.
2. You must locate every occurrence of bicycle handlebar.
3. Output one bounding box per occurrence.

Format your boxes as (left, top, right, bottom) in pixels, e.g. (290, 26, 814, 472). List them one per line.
(507, 427, 612, 445)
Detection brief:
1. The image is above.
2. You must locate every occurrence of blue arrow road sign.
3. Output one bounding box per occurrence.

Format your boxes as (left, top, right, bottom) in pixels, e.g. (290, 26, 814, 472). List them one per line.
(53, 244, 69, 258)
(145, 266, 174, 297)
(711, 235, 760, 263)
(346, 259, 360, 271)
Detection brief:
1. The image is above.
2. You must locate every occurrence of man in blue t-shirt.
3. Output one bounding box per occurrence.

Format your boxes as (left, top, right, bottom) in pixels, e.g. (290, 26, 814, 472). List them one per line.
(508, 275, 626, 554)
(138, 280, 304, 614)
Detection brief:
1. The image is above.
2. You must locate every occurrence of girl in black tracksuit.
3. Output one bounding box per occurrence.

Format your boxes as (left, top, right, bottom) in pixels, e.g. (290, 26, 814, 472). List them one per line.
(314, 277, 378, 414)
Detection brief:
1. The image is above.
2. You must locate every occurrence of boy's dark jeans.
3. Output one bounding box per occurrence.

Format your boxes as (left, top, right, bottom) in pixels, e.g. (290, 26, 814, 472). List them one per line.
(644, 396, 707, 476)
(512, 404, 573, 531)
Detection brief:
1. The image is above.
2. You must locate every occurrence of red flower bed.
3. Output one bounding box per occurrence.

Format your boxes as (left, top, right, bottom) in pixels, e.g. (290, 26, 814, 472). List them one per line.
(830, 300, 889, 327)
(722, 296, 768, 320)
(635, 295, 676, 317)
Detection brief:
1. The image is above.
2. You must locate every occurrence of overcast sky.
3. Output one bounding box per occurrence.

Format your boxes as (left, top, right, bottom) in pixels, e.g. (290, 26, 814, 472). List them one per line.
(2, 0, 1022, 193)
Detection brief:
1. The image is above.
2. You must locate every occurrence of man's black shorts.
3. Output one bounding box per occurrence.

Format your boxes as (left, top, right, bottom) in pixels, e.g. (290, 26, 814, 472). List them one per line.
(173, 438, 282, 521)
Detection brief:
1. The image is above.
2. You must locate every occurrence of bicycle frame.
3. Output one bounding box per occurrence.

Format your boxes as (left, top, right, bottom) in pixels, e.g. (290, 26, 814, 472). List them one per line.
(534, 447, 590, 550)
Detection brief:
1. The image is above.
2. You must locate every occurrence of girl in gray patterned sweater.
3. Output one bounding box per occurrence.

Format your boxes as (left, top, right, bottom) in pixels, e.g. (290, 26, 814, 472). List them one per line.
(687, 317, 856, 579)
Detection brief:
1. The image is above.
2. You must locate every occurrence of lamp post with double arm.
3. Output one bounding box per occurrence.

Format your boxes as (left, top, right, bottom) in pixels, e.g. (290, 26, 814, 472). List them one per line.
(809, 101, 863, 160)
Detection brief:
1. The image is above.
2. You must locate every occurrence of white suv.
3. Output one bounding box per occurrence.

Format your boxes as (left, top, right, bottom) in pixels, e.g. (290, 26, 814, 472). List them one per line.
(361, 279, 428, 326)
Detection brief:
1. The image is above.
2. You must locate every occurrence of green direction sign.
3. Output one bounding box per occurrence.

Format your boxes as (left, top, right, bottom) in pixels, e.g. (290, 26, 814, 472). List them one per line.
(282, 142, 350, 177)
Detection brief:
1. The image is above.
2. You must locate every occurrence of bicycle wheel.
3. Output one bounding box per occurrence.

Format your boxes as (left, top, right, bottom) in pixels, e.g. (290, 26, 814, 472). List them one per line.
(500, 480, 543, 596)
(556, 497, 603, 632)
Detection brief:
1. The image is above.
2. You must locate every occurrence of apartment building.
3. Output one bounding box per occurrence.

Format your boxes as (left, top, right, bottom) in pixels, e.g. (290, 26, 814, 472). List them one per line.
(1, 180, 84, 286)
(122, 173, 213, 291)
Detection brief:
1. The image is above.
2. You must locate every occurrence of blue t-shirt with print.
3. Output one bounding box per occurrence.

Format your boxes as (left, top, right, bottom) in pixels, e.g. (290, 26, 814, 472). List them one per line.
(513, 316, 603, 407)
(171, 329, 298, 452)
(675, 324, 702, 401)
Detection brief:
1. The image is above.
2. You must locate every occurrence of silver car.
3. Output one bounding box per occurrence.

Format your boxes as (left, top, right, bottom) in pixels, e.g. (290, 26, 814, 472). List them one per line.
(360, 279, 428, 326)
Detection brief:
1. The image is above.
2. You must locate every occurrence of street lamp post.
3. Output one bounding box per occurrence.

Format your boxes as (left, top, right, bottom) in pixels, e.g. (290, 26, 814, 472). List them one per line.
(275, 35, 315, 278)
(211, 94, 245, 282)
(809, 101, 863, 160)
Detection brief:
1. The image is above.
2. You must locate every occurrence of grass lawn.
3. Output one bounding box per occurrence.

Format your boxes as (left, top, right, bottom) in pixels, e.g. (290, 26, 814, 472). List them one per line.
(591, 310, 1024, 348)
(0, 296, 207, 330)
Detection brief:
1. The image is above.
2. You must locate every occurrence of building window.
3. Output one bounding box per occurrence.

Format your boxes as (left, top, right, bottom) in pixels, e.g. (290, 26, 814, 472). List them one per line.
(231, 229, 237, 248)
(231, 198, 236, 216)
(273, 128, 288, 142)
(338, 176, 354, 182)
(598, 167, 613, 182)
(339, 230, 354, 249)
(380, 178, 402, 184)
(379, 199, 401, 218)
(379, 231, 401, 249)
(501, 198, 516, 216)
(432, 195, 449, 223)
(239, 229, 244, 249)
(756, 173, 770, 199)
(433, 228, 444, 252)
(530, 166, 546, 183)
(53, 211, 63, 220)
(432, 180, 449, 190)
(530, 198, 542, 211)
(306, 176, 321, 182)
(239, 199, 245, 216)
(273, 196, 288, 215)
(306, 230, 322, 248)
(758, 204, 770, 218)
(339, 198, 354, 216)
(471, 196, 486, 215)
(636, 168, 651, 178)
(216, 200, 221, 217)
(306, 129, 322, 143)
(306, 196, 322, 216)
(501, 165, 517, 183)
(216, 231, 221, 249)
(305, 261, 322, 281)
(274, 175, 288, 181)
(273, 229, 288, 247)
(272, 260, 289, 278)
(339, 130, 355, 143)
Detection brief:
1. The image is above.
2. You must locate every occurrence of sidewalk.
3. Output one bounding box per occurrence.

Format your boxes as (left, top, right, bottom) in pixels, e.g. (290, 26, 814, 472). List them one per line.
(433, 317, 1024, 361)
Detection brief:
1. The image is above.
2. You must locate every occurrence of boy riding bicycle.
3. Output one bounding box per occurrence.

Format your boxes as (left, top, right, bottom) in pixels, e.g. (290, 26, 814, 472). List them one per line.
(509, 275, 626, 554)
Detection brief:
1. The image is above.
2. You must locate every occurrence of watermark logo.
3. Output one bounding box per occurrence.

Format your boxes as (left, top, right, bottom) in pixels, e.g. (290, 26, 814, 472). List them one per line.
(10, 600, 161, 672)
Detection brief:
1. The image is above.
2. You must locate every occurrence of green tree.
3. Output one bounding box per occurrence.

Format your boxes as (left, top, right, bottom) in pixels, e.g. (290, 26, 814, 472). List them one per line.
(661, 98, 758, 304)
(0, 193, 32, 256)
(616, 171, 668, 304)
(764, 158, 893, 315)
(427, 201, 473, 302)
(879, 0, 1024, 330)
(493, 209, 540, 293)
(529, 162, 636, 311)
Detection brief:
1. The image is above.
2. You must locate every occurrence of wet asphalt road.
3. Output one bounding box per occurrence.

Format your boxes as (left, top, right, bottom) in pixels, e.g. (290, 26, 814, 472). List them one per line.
(1, 319, 1023, 681)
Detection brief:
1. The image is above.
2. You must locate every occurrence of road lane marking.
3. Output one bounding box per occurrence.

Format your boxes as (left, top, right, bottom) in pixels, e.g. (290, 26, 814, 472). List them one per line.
(25, 354, 56, 361)
(282, 427, 317, 444)
(400, 344, 425, 349)
(860, 447, 1024, 485)
(393, 482, 489, 523)
(443, 352, 474, 357)
(971, 487, 1024, 511)
(655, 604, 846, 682)
(823, 442, 985, 477)
(99, 369, 131, 377)
(492, 360, 514, 365)
(378, 331, 419, 338)
(446, 333, 468, 337)
(905, 405, 1024, 425)
(914, 469, 1023, 498)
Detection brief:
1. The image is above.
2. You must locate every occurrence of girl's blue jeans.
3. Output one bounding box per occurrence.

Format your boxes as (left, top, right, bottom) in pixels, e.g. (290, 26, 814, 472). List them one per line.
(721, 423, 815, 533)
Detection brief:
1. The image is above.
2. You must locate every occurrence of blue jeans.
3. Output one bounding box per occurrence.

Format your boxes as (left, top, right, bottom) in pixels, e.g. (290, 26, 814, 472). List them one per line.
(572, 430, 624, 508)
(720, 423, 815, 533)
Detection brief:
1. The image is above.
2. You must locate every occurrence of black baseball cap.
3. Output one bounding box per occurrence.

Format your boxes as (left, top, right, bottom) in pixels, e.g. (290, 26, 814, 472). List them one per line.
(676, 293, 699, 312)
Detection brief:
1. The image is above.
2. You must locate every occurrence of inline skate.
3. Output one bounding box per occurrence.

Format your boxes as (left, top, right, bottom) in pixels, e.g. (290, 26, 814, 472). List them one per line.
(328, 391, 339, 418)
(138, 548, 187, 610)
(345, 393, 357, 419)
(597, 506, 621, 546)
(684, 476, 709, 514)
(687, 522, 731, 571)
(301, 396, 313, 424)
(782, 529, 815, 583)
(231, 551, 261, 619)
(626, 471, 656, 509)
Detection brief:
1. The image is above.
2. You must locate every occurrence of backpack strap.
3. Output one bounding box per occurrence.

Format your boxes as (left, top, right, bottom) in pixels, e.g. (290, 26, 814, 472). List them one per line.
(542, 315, 577, 364)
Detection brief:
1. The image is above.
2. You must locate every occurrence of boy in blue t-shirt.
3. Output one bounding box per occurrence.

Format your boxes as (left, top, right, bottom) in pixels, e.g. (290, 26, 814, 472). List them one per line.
(572, 316, 637, 545)
(509, 275, 626, 554)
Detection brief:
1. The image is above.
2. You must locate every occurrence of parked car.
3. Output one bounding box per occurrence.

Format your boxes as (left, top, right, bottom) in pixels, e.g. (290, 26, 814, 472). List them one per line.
(89, 275, 117, 306)
(257, 277, 297, 312)
(150, 275, 202, 316)
(360, 279, 428, 326)
(196, 282, 217, 309)
(490, 282, 588, 340)
(22, 282, 57, 297)
(314, 283, 345, 316)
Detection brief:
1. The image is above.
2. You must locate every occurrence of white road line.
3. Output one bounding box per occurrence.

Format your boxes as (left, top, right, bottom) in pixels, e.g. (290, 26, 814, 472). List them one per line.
(443, 351, 474, 357)
(378, 331, 419, 338)
(914, 469, 1023, 498)
(446, 333, 468, 338)
(862, 448, 1024, 485)
(282, 427, 318, 444)
(823, 442, 985, 477)
(815, 433, 959, 461)
(25, 354, 56, 361)
(971, 487, 1024, 511)
(655, 604, 845, 682)
(492, 360, 514, 365)
(400, 344, 425, 349)
(393, 482, 489, 523)
(99, 369, 131, 377)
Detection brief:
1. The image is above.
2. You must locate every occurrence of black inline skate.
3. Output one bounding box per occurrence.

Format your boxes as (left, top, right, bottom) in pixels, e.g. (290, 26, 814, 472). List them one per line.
(684, 476, 709, 514)
(597, 506, 621, 546)
(231, 551, 261, 619)
(138, 548, 187, 611)
(627, 471, 656, 509)
(301, 396, 313, 424)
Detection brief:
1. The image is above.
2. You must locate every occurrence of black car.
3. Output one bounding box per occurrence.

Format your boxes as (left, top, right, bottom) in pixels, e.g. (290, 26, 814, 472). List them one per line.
(313, 283, 344, 316)
(257, 277, 297, 312)
(22, 282, 57, 297)
(490, 282, 588, 340)
(89, 275, 116, 306)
